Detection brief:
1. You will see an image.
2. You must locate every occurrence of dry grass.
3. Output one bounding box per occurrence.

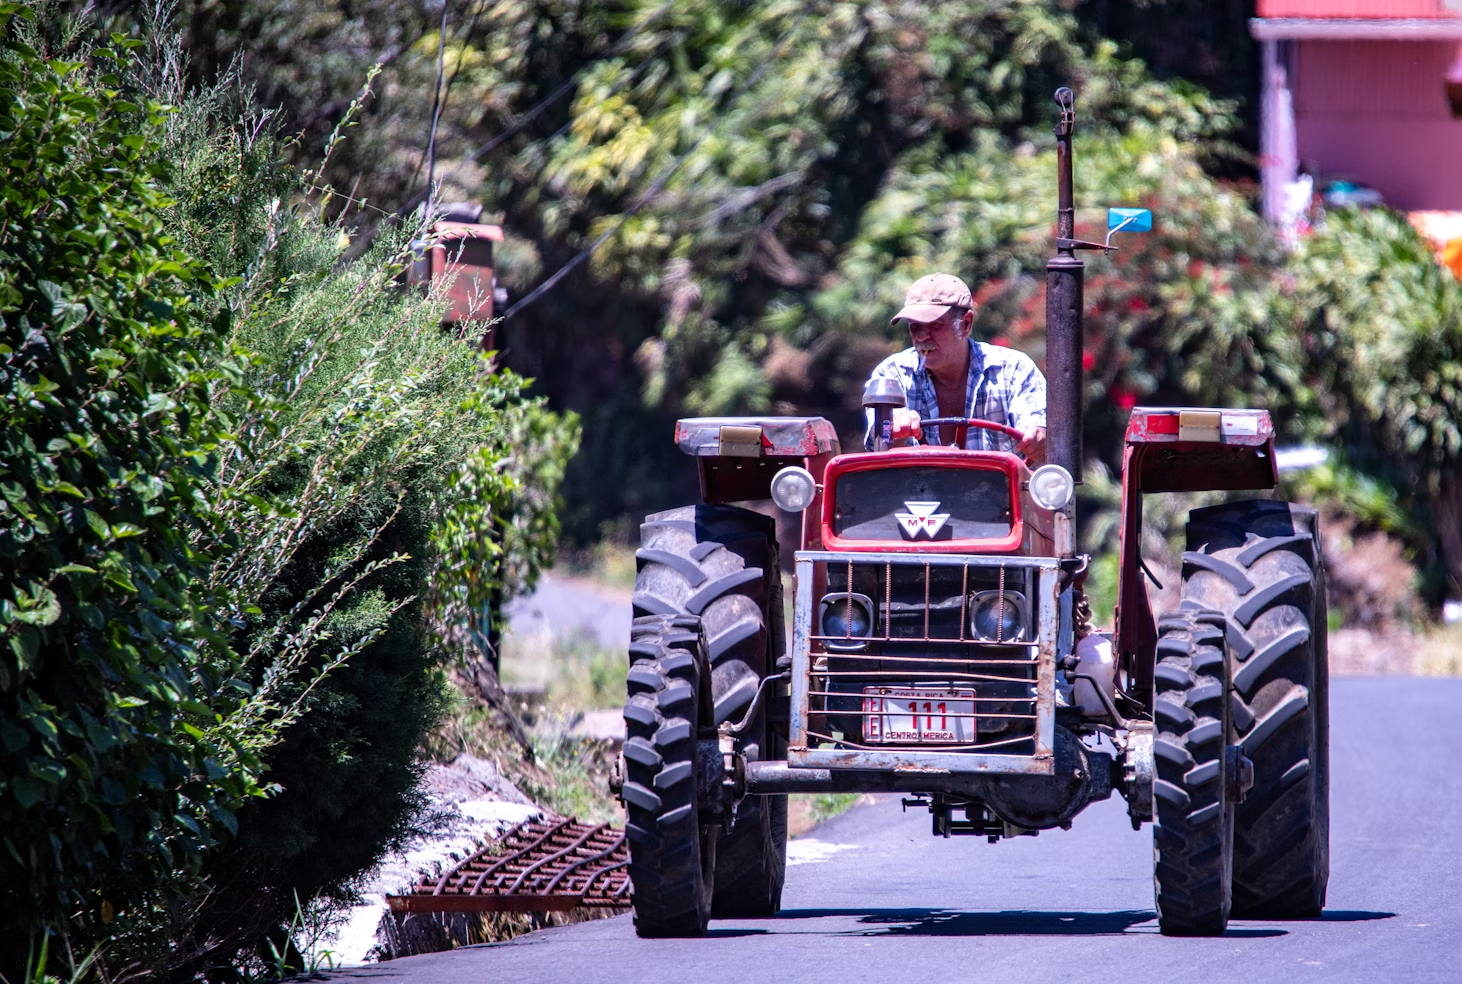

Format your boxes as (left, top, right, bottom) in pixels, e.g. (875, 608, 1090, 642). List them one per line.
(787, 793, 873, 837)
(1327, 627, 1416, 675)
(501, 627, 623, 711)
(1415, 623, 1462, 676)
(472, 904, 629, 943)
(425, 626, 626, 831)
(563, 529, 638, 594)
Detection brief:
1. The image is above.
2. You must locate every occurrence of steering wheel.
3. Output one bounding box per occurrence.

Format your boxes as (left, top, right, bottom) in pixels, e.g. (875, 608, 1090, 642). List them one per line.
(916, 416, 1027, 447)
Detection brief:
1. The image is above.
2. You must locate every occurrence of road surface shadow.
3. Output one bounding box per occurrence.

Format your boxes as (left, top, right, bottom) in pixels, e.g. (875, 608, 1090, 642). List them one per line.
(1318, 910, 1396, 922)
(774, 908, 1288, 938)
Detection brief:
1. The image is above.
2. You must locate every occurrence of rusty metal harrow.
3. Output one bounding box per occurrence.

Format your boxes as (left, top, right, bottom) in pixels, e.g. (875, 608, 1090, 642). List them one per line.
(387, 818, 629, 913)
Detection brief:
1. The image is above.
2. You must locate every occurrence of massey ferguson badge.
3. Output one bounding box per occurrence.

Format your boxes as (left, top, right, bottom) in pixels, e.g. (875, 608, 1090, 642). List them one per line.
(895, 501, 950, 539)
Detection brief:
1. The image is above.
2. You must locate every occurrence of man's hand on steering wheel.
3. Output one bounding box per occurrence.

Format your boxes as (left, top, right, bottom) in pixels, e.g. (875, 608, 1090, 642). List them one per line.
(889, 410, 1047, 466)
(1017, 426, 1047, 466)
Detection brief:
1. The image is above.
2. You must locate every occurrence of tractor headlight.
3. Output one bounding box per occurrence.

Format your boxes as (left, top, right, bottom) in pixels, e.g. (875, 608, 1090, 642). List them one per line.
(1029, 464, 1075, 511)
(969, 590, 1029, 643)
(819, 592, 874, 650)
(770, 465, 817, 512)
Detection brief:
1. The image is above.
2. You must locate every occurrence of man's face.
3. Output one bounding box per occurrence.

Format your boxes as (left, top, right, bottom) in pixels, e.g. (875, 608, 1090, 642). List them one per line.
(906, 308, 971, 375)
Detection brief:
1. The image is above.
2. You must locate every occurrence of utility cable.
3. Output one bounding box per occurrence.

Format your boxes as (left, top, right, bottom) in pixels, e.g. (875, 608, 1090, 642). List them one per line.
(500, 6, 812, 323)
(412, 0, 492, 210)
(540, 52, 659, 146)
(425, 0, 452, 216)
(399, 0, 678, 218)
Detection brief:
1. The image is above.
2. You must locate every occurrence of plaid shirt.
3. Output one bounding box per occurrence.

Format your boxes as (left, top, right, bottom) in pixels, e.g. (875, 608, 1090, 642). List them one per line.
(863, 340, 1047, 451)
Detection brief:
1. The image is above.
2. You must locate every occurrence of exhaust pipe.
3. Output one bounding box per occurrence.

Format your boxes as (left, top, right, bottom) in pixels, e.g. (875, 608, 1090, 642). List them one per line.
(1046, 87, 1083, 484)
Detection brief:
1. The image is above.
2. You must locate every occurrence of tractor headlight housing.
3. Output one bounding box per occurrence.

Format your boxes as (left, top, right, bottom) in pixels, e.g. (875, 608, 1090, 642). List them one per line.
(819, 592, 874, 650)
(770, 465, 817, 512)
(969, 590, 1029, 643)
(1029, 464, 1075, 511)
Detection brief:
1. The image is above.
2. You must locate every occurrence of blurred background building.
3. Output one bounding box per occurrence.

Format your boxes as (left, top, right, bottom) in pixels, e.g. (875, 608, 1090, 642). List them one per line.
(1256, 1, 1462, 264)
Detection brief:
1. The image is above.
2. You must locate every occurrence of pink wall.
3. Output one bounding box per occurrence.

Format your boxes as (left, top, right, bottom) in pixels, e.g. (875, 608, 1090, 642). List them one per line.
(1260, 1, 1456, 17)
(1294, 39, 1462, 209)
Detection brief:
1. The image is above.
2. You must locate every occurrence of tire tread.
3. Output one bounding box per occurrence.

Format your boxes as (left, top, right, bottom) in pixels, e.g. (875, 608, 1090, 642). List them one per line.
(632, 504, 787, 918)
(1184, 500, 1329, 919)
(1153, 609, 1234, 937)
(624, 615, 714, 937)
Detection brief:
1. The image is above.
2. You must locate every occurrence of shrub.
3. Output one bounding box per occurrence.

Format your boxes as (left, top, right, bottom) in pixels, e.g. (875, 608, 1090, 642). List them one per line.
(1283, 207, 1462, 597)
(0, 10, 262, 971)
(1, 11, 578, 974)
(109, 49, 579, 977)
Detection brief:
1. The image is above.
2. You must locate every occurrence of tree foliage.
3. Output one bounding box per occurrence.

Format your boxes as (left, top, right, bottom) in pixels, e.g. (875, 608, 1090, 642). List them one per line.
(130, 0, 1462, 590)
(1281, 207, 1462, 592)
(434, 0, 1263, 528)
(112, 0, 1258, 535)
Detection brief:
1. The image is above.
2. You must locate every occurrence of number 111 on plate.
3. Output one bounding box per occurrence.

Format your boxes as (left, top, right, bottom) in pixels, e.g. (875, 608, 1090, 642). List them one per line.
(861, 687, 977, 744)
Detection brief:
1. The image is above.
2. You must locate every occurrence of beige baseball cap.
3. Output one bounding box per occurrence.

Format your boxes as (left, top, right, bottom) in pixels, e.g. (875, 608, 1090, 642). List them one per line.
(890, 273, 973, 325)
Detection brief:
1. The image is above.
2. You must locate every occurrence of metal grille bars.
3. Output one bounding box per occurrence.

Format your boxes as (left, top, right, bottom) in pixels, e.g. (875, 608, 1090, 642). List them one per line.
(789, 551, 1060, 777)
(387, 818, 630, 913)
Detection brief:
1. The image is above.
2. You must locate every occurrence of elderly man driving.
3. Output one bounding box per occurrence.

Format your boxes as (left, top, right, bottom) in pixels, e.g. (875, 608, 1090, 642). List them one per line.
(864, 273, 1048, 463)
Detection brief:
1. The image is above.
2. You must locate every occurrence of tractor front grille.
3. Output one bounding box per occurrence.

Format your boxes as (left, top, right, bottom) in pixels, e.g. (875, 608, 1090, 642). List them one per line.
(789, 551, 1060, 776)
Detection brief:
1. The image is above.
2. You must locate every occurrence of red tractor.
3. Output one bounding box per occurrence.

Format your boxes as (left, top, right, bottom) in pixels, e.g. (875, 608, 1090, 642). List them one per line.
(613, 88, 1328, 938)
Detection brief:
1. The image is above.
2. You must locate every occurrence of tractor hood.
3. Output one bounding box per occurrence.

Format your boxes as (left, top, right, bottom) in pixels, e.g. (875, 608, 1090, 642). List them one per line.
(819, 447, 1052, 555)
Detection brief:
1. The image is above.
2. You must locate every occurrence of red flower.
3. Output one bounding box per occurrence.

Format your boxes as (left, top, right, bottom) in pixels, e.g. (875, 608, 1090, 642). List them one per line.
(972, 280, 1006, 305)
(1082, 350, 1096, 371)
(990, 336, 1011, 348)
(1111, 387, 1138, 411)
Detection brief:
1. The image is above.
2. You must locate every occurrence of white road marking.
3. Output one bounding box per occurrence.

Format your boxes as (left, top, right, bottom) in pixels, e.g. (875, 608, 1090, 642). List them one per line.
(786, 839, 860, 866)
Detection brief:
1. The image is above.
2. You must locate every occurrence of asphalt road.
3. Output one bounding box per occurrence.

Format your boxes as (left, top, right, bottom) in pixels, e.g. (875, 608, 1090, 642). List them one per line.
(321, 677, 1462, 984)
(503, 572, 632, 652)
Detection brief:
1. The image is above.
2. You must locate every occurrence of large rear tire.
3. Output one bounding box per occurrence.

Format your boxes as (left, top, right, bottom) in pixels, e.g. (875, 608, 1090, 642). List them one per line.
(1183, 500, 1330, 918)
(623, 615, 717, 937)
(633, 505, 787, 917)
(1152, 609, 1235, 937)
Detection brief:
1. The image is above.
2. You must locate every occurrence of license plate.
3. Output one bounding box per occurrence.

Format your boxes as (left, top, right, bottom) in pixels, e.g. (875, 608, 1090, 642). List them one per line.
(862, 687, 976, 744)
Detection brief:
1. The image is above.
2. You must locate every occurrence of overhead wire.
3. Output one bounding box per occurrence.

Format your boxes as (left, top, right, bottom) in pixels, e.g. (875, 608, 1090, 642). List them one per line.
(540, 52, 659, 146)
(398, 0, 494, 209)
(304, 8, 672, 241)
(424, 0, 452, 216)
(399, 0, 679, 219)
(499, 6, 813, 322)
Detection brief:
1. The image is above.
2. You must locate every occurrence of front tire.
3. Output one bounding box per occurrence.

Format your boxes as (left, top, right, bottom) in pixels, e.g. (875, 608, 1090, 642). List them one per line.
(623, 615, 717, 937)
(1183, 500, 1330, 918)
(633, 505, 787, 917)
(1152, 609, 1235, 937)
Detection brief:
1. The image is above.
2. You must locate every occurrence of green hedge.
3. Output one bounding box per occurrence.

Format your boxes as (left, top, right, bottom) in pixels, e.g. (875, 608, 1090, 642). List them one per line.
(0, 10, 263, 971)
(1, 11, 578, 975)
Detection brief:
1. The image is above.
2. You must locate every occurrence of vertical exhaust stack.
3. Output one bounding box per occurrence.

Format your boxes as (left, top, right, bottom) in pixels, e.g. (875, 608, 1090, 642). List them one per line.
(1046, 87, 1084, 485)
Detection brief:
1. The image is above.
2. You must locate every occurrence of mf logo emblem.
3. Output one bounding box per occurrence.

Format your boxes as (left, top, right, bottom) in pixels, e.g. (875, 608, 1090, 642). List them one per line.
(895, 500, 950, 539)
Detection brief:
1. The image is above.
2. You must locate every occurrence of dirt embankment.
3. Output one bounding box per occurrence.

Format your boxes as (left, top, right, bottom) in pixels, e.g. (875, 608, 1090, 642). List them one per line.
(1142, 507, 1447, 675)
(1320, 510, 1424, 674)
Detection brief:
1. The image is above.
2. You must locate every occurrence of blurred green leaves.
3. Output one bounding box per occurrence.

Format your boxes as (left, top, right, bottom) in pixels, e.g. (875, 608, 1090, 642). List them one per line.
(1285, 207, 1462, 493)
(133, 2, 1462, 567)
(1278, 208, 1462, 590)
